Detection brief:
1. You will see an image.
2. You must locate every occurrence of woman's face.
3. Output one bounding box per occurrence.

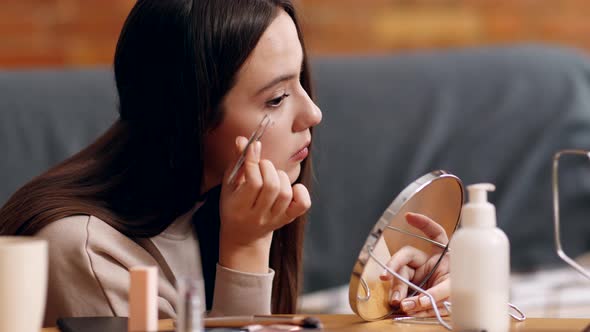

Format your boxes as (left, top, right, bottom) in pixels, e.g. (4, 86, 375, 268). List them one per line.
(203, 10, 322, 190)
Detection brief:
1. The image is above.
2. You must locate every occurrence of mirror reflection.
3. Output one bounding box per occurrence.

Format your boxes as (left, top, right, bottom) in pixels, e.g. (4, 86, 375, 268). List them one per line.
(349, 171, 463, 321)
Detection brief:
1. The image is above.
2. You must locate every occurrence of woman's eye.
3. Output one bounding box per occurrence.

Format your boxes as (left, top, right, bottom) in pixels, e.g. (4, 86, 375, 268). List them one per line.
(266, 93, 290, 108)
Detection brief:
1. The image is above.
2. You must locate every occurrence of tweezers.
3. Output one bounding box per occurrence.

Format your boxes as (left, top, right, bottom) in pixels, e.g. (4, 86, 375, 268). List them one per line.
(227, 113, 272, 185)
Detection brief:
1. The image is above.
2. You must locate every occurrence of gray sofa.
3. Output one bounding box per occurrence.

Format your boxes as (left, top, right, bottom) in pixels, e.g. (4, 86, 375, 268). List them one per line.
(2, 44, 590, 296)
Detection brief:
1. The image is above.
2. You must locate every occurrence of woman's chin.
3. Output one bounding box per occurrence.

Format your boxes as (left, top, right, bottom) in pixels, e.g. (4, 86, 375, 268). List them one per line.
(287, 164, 301, 184)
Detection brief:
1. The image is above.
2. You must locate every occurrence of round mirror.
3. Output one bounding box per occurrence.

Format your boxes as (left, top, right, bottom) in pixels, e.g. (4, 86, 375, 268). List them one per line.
(348, 170, 463, 321)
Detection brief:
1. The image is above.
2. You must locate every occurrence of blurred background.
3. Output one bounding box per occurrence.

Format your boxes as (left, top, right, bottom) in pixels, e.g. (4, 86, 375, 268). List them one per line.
(2, 0, 590, 67)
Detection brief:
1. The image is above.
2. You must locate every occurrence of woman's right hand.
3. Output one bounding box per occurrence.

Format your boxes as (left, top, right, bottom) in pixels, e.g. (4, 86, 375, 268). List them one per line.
(218, 136, 311, 273)
(379, 213, 451, 316)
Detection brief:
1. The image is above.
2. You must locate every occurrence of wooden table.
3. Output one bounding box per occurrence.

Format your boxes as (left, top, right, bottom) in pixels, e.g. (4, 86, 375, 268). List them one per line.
(42, 314, 590, 331)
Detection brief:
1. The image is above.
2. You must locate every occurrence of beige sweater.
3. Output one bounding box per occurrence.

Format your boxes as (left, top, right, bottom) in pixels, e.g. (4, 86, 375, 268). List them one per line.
(36, 209, 274, 327)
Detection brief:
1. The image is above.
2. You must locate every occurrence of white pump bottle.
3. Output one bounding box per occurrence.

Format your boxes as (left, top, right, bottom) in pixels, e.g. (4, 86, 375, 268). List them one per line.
(450, 183, 510, 332)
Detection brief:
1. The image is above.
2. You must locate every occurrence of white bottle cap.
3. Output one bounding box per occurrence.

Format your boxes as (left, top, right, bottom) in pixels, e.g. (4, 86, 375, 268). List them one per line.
(461, 183, 496, 228)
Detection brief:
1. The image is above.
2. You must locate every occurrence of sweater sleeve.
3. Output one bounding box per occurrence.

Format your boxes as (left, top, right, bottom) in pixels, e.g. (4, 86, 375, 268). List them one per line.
(209, 263, 275, 316)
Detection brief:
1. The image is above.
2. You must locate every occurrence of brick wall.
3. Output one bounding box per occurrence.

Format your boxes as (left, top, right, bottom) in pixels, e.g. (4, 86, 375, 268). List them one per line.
(298, 0, 590, 54)
(0, 0, 133, 67)
(1, 0, 589, 67)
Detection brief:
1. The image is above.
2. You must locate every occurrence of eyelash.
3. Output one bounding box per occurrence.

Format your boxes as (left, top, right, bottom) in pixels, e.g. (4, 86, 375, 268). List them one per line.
(266, 93, 290, 108)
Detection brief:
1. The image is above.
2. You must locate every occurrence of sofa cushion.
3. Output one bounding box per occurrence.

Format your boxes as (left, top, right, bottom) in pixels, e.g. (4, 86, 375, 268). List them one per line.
(0, 69, 117, 206)
(305, 45, 590, 292)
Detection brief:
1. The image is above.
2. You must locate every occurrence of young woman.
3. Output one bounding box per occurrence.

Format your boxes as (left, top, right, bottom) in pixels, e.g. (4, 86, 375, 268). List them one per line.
(0, 0, 321, 326)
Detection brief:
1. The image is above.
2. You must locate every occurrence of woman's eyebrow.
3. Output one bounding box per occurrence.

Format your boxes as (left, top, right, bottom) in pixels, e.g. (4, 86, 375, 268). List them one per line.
(255, 73, 298, 96)
(255, 57, 305, 96)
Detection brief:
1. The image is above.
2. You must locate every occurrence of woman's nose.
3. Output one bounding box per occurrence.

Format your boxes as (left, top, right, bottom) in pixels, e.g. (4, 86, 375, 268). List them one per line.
(293, 91, 322, 132)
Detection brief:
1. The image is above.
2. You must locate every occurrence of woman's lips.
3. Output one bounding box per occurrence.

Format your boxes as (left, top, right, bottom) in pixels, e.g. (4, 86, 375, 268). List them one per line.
(290, 145, 309, 162)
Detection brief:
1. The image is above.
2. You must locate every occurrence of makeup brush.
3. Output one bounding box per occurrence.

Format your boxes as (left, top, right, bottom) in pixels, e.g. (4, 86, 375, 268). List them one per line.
(227, 113, 272, 185)
(204, 315, 323, 329)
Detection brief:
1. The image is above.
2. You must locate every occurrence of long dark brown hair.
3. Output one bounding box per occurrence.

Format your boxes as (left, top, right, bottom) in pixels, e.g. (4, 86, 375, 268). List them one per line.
(0, 0, 313, 314)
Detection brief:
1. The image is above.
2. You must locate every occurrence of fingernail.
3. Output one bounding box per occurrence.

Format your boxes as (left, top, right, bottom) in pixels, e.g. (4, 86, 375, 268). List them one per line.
(256, 141, 261, 155)
(388, 290, 400, 303)
(419, 296, 430, 307)
(401, 300, 416, 311)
